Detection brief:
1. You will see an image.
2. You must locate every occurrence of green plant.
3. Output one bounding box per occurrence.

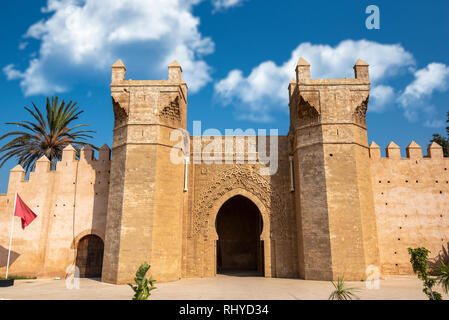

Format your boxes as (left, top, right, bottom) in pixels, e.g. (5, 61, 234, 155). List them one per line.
(128, 262, 157, 300)
(428, 243, 449, 275)
(408, 247, 442, 300)
(436, 263, 449, 294)
(328, 277, 359, 300)
(0, 96, 96, 172)
(0, 275, 36, 280)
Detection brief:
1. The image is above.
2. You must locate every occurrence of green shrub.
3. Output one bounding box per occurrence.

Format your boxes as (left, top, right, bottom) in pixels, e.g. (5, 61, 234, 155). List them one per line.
(436, 262, 449, 294)
(128, 262, 157, 300)
(408, 247, 442, 300)
(328, 277, 359, 300)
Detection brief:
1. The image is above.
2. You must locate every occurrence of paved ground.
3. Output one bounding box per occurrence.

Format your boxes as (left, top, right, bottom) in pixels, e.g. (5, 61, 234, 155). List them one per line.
(0, 274, 447, 300)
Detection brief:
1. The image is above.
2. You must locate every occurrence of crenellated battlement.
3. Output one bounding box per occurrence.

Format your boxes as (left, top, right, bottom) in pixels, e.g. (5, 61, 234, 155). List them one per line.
(110, 59, 187, 132)
(0, 143, 111, 279)
(369, 140, 449, 275)
(6, 144, 111, 194)
(369, 141, 448, 160)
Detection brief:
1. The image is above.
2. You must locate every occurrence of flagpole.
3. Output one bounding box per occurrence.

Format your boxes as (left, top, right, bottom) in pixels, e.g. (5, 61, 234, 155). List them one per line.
(5, 192, 17, 280)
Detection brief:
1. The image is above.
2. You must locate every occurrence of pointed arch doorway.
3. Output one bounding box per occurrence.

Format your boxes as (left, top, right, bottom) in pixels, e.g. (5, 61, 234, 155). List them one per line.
(215, 195, 264, 276)
(75, 234, 104, 278)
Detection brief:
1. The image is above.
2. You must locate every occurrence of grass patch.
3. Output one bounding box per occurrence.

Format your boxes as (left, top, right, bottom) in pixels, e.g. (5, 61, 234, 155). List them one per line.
(0, 276, 36, 280)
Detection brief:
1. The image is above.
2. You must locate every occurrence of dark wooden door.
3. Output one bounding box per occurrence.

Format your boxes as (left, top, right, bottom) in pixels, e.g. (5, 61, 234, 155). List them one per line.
(76, 235, 104, 278)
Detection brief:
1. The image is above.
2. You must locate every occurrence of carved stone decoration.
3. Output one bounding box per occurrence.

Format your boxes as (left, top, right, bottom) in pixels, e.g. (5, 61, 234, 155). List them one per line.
(111, 91, 130, 127)
(352, 95, 369, 127)
(159, 96, 181, 121)
(192, 165, 290, 240)
(296, 93, 320, 127)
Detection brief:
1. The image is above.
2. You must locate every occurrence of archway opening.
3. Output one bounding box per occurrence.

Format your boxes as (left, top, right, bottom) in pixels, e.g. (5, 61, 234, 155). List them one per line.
(76, 234, 104, 278)
(216, 195, 264, 276)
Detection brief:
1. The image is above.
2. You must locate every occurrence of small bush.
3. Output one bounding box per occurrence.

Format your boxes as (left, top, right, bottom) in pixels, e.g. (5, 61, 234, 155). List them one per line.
(128, 262, 157, 300)
(408, 247, 442, 300)
(436, 262, 449, 294)
(328, 277, 359, 300)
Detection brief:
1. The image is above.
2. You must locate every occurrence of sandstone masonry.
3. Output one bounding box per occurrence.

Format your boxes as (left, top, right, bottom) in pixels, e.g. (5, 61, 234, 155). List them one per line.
(0, 58, 448, 284)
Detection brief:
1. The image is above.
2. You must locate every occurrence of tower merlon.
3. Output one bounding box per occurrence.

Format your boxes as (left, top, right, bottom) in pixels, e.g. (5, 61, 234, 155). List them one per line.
(406, 141, 422, 159)
(295, 57, 310, 82)
(62, 144, 77, 162)
(354, 59, 369, 80)
(168, 60, 183, 82)
(112, 59, 126, 83)
(99, 144, 111, 161)
(288, 78, 296, 98)
(369, 141, 381, 159)
(9, 164, 26, 183)
(35, 155, 51, 173)
(10, 164, 25, 173)
(427, 141, 444, 158)
(386, 141, 401, 159)
(81, 145, 95, 162)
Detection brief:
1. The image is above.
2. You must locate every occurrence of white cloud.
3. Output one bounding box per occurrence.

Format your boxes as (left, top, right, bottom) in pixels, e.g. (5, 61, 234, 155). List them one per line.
(370, 85, 395, 113)
(18, 42, 28, 50)
(212, 0, 246, 12)
(396, 63, 449, 122)
(215, 39, 415, 122)
(424, 119, 445, 128)
(4, 0, 214, 96)
(4, 59, 66, 96)
(3, 64, 24, 80)
(398, 63, 449, 107)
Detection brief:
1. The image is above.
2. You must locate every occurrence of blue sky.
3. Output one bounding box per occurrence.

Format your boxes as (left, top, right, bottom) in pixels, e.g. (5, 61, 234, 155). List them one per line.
(0, 0, 449, 192)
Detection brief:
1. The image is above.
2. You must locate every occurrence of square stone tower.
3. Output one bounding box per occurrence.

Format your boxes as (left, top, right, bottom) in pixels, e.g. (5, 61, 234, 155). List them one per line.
(289, 58, 380, 280)
(102, 60, 188, 284)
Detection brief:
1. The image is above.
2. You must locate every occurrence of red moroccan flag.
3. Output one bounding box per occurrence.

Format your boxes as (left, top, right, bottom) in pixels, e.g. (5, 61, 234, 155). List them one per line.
(14, 194, 37, 229)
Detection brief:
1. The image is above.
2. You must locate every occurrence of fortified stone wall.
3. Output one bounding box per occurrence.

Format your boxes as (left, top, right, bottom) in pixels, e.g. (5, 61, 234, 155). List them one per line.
(0, 145, 110, 278)
(1, 58, 448, 283)
(370, 141, 449, 275)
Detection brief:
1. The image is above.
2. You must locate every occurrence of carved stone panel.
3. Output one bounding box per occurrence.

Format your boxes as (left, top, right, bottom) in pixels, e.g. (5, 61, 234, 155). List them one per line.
(352, 95, 369, 127)
(191, 166, 290, 240)
(112, 91, 130, 128)
(159, 93, 181, 122)
(296, 92, 320, 128)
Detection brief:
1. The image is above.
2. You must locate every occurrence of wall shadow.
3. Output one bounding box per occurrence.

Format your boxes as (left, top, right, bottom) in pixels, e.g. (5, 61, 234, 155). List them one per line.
(0, 245, 20, 268)
(69, 146, 110, 280)
(429, 242, 449, 275)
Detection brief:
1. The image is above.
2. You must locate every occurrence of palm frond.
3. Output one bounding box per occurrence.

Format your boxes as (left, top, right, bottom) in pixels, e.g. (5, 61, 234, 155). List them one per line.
(436, 263, 449, 294)
(0, 96, 97, 172)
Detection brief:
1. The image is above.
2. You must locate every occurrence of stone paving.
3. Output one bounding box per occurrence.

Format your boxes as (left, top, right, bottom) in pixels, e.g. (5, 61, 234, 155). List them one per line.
(1, 275, 448, 300)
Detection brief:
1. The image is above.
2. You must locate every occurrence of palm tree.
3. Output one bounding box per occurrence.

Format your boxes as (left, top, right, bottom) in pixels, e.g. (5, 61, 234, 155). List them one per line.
(0, 96, 97, 172)
(328, 277, 359, 300)
(436, 263, 449, 294)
